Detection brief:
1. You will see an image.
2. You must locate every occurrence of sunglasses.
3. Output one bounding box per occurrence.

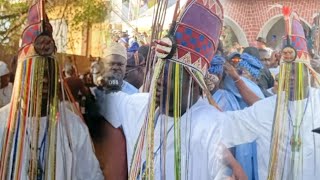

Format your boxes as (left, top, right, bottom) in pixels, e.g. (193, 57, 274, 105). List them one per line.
(231, 57, 241, 63)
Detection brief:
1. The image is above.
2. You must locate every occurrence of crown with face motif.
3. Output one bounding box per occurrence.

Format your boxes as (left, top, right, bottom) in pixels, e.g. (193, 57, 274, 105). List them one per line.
(281, 7, 310, 63)
(18, 0, 55, 61)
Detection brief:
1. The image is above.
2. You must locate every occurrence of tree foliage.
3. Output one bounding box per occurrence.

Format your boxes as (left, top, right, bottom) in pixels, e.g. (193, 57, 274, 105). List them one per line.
(0, 0, 28, 63)
(72, 0, 110, 26)
(0, 0, 111, 62)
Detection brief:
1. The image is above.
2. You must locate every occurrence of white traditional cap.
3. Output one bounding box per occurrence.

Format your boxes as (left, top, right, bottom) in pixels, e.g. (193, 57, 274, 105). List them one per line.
(103, 42, 127, 59)
(0, 61, 9, 77)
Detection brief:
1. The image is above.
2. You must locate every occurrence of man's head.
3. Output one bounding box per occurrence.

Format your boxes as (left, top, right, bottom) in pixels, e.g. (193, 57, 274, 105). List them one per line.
(227, 52, 241, 67)
(259, 48, 273, 68)
(101, 43, 127, 89)
(285, 63, 310, 100)
(153, 0, 223, 115)
(0, 61, 10, 89)
(256, 37, 267, 49)
(112, 34, 120, 43)
(40, 58, 61, 116)
(156, 64, 201, 116)
(270, 50, 281, 68)
(207, 55, 226, 93)
(125, 53, 146, 88)
(64, 64, 75, 77)
(237, 51, 264, 81)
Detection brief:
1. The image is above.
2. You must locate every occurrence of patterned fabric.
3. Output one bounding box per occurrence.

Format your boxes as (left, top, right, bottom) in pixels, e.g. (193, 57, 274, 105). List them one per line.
(238, 53, 264, 79)
(208, 55, 225, 75)
(282, 12, 310, 62)
(173, 0, 223, 75)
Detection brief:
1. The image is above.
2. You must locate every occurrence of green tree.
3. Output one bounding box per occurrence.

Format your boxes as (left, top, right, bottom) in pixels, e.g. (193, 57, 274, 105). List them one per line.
(0, 0, 28, 60)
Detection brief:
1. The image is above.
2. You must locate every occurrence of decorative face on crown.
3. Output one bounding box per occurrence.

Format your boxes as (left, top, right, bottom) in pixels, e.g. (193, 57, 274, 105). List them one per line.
(282, 46, 297, 62)
(34, 34, 56, 56)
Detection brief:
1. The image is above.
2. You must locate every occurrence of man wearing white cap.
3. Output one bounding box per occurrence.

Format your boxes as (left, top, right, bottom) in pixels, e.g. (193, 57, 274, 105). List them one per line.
(96, 43, 138, 94)
(0, 61, 12, 108)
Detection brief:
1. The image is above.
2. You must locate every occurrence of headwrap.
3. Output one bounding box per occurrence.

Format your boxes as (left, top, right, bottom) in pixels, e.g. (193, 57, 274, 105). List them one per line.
(208, 55, 225, 75)
(238, 52, 264, 79)
(227, 52, 241, 61)
(104, 42, 127, 59)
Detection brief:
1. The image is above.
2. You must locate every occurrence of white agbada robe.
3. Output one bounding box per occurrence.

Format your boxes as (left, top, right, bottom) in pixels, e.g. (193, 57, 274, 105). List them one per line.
(0, 103, 104, 180)
(96, 91, 228, 179)
(223, 88, 320, 180)
(0, 83, 12, 108)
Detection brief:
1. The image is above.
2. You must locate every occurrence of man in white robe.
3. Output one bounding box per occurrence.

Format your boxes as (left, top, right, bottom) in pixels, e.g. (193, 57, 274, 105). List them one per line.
(96, 90, 231, 180)
(222, 43, 320, 180)
(0, 103, 104, 180)
(95, 60, 246, 179)
(0, 2, 103, 178)
(223, 87, 320, 180)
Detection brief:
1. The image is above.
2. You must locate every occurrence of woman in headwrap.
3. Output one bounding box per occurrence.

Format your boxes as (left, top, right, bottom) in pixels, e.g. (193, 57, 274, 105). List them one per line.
(223, 49, 265, 180)
(206, 55, 240, 111)
(224, 50, 265, 108)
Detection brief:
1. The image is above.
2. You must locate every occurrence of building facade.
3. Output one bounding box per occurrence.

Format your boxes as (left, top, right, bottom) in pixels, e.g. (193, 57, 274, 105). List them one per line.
(220, 0, 320, 48)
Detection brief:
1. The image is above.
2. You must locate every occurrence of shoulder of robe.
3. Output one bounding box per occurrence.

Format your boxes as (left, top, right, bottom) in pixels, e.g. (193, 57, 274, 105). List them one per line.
(0, 104, 10, 123)
(59, 108, 90, 148)
(252, 94, 277, 108)
(190, 100, 225, 130)
(117, 92, 150, 111)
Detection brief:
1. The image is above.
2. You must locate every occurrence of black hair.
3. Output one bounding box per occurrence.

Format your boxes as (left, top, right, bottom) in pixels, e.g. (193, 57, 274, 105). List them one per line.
(243, 47, 261, 60)
(137, 45, 150, 60)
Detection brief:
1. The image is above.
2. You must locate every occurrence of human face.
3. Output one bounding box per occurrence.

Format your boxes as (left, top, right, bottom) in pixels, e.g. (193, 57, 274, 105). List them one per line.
(230, 56, 241, 67)
(260, 57, 271, 67)
(125, 65, 145, 89)
(168, 67, 191, 116)
(270, 51, 281, 67)
(102, 54, 127, 81)
(156, 64, 200, 116)
(285, 63, 309, 100)
(256, 41, 265, 49)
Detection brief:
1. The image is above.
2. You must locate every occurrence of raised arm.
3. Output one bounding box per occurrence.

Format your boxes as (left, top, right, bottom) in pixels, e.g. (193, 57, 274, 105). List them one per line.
(224, 62, 261, 105)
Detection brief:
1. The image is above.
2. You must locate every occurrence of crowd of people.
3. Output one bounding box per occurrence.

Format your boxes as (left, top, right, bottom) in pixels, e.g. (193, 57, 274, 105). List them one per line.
(0, 0, 320, 180)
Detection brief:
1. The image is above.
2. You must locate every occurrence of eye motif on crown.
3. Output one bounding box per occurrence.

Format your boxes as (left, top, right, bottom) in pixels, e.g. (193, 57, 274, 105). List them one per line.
(34, 34, 56, 56)
(282, 45, 297, 62)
